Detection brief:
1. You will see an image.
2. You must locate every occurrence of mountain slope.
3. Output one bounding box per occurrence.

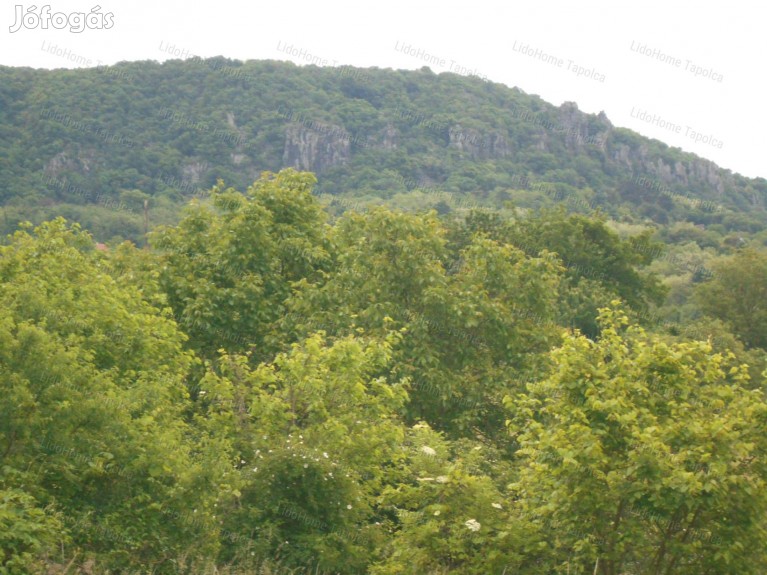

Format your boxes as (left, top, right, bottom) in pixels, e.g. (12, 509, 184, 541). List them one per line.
(0, 58, 764, 241)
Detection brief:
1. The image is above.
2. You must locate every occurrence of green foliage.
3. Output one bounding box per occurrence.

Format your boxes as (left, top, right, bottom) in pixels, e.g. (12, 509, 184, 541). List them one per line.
(0, 219, 228, 573)
(1, 169, 766, 573)
(510, 208, 666, 310)
(282, 206, 563, 438)
(150, 169, 329, 360)
(0, 488, 65, 575)
(1, 60, 765, 245)
(203, 331, 409, 573)
(695, 248, 767, 350)
(507, 303, 767, 574)
(456, 208, 667, 337)
(372, 426, 525, 575)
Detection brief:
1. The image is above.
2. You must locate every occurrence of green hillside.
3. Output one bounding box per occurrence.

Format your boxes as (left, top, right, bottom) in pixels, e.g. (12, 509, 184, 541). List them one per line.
(1, 58, 765, 243)
(2, 60, 767, 574)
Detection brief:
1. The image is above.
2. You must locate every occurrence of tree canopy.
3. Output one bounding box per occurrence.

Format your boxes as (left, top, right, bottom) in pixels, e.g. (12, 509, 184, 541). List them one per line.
(2, 170, 766, 574)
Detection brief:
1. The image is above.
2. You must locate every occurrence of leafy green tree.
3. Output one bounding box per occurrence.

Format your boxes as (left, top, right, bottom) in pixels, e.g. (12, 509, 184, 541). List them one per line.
(372, 425, 528, 575)
(0, 488, 65, 574)
(150, 169, 330, 361)
(406, 235, 562, 436)
(506, 303, 767, 574)
(0, 219, 228, 573)
(457, 208, 667, 337)
(283, 208, 563, 438)
(200, 330, 409, 573)
(695, 248, 767, 350)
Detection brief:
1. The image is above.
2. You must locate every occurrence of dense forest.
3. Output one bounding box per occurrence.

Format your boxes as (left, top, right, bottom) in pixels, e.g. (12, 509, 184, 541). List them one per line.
(1, 58, 766, 245)
(1, 60, 767, 574)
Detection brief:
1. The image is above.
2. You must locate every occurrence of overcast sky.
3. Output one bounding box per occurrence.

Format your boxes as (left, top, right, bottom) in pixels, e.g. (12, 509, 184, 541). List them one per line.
(2, 0, 764, 179)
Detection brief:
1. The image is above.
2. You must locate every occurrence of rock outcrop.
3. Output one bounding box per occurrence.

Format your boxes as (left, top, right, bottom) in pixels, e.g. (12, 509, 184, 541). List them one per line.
(448, 124, 511, 160)
(283, 123, 351, 173)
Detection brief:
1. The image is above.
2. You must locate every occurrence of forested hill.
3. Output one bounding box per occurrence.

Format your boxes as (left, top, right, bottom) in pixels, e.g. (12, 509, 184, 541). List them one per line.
(1, 58, 765, 242)
(4, 57, 767, 575)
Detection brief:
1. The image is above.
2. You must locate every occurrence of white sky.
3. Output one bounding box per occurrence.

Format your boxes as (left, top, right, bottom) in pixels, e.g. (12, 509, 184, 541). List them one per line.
(1, 0, 765, 179)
